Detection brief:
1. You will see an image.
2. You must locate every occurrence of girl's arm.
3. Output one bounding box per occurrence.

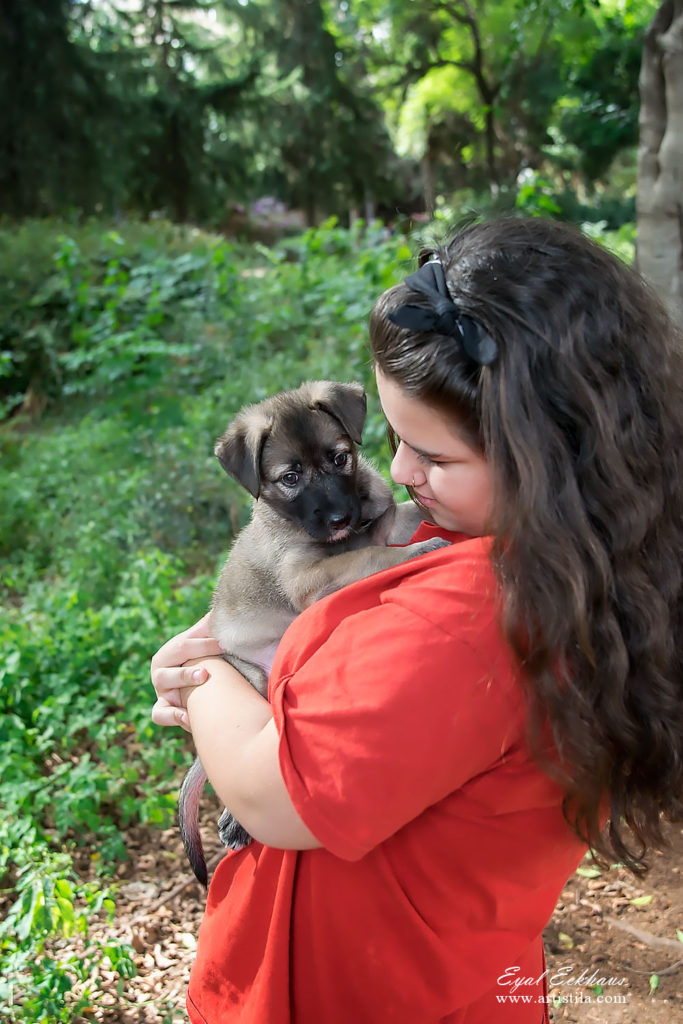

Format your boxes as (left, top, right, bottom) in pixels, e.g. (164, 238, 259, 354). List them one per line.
(179, 656, 322, 851)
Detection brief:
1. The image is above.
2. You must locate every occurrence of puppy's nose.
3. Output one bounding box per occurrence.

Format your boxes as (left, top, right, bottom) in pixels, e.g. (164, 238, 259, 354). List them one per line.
(328, 512, 352, 531)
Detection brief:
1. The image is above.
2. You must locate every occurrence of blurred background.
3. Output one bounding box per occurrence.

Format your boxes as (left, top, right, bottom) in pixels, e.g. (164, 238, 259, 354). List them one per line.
(0, 0, 659, 231)
(1, 2, 681, 1021)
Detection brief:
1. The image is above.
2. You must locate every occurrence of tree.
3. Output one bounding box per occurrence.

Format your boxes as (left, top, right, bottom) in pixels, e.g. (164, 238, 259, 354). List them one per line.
(0, 0, 110, 216)
(0, 0, 662, 227)
(557, 11, 647, 182)
(335, 0, 659, 215)
(636, 0, 683, 326)
(250, 0, 398, 225)
(81, 0, 259, 223)
(342, 0, 591, 207)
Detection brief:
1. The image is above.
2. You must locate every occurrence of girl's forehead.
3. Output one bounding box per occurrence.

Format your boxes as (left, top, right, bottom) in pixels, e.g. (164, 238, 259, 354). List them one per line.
(375, 368, 478, 456)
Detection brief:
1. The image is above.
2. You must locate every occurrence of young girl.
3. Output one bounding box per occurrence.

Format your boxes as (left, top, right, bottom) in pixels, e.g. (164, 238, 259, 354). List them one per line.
(151, 216, 683, 1023)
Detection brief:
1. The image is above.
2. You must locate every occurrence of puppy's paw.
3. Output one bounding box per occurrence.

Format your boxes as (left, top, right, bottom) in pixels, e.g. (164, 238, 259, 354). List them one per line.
(217, 809, 253, 851)
(408, 537, 451, 556)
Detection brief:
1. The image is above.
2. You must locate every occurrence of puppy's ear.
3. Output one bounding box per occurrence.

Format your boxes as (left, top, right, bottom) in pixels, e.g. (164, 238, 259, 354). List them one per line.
(214, 409, 271, 498)
(309, 381, 367, 444)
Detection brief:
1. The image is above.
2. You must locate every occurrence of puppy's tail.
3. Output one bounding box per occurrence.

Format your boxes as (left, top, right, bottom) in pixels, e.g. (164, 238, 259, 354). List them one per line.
(178, 756, 209, 887)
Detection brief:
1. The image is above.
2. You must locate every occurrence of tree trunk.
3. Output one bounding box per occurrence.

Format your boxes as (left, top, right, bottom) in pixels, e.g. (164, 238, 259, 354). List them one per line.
(636, 0, 683, 327)
(483, 101, 499, 196)
(422, 151, 436, 218)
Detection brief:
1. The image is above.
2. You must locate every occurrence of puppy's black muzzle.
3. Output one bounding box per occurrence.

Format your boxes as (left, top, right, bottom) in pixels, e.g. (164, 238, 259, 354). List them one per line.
(295, 476, 363, 542)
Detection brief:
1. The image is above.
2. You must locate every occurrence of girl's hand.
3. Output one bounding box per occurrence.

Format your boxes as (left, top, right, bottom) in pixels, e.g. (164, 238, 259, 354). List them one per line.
(150, 612, 224, 731)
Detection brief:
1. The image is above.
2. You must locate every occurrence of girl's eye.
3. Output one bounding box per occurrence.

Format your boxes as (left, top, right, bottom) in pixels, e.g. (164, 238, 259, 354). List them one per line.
(333, 452, 348, 467)
(281, 472, 299, 488)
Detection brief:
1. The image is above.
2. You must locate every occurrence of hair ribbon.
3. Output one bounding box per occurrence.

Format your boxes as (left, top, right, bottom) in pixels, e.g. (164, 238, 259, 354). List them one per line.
(388, 260, 498, 366)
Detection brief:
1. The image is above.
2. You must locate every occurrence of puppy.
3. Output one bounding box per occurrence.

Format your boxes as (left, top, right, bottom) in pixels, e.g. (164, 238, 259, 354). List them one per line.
(179, 381, 445, 885)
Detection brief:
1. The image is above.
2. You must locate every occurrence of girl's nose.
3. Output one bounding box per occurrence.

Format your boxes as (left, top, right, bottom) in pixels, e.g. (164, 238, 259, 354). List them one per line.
(390, 442, 425, 488)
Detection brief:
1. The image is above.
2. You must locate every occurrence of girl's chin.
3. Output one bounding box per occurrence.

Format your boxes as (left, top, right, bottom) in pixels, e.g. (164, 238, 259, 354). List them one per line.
(429, 510, 457, 531)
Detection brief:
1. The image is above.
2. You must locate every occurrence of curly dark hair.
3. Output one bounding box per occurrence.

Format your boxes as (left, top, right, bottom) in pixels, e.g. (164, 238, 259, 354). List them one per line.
(369, 216, 683, 873)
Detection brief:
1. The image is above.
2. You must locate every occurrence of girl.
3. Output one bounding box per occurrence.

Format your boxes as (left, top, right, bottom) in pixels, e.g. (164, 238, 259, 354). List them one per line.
(151, 216, 683, 1023)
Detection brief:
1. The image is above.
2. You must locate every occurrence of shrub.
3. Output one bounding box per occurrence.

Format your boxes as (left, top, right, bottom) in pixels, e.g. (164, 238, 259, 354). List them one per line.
(0, 215, 411, 1018)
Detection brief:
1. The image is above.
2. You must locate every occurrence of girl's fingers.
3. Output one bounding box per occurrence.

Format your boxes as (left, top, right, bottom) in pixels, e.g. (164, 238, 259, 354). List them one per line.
(152, 698, 192, 732)
(150, 614, 224, 723)
(151, 632, 224, 672)
(168, 635, 224, 665)
(152, 664, 210, 699)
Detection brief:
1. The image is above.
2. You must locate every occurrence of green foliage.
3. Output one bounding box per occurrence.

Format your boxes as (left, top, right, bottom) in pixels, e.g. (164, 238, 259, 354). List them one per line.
(0, 215, 414, 1018)
(0, 219, 245, 418)
(337, 0, 656, 200)
(0, 0, 259, 221)
(0, 0, 106, 218)
(515, 175, 563, 218)
(0, 546, 209, 1018)
(0, 850, 135, 1023)
(557, 11, 648, 182)
(0, 213, 637, 1016)
(0, 0, 657, 224)
(0, 215, 416, 420)
(580, 219, 636, 265)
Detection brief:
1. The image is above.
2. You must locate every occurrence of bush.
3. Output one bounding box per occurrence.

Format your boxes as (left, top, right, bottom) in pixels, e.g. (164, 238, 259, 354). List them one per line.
(0, 215, 411, 1018)
(0, 219, 243, 418)
(0, 544, 213, 1020)
(0, 215, 413, 421)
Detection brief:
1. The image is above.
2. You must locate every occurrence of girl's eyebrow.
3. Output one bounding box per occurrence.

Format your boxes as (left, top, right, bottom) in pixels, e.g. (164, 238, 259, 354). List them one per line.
(412, 443, 447, 460)
(384, 413, 454, 460)
(386, 418, 445, 460)
(392, 430, 448, 461)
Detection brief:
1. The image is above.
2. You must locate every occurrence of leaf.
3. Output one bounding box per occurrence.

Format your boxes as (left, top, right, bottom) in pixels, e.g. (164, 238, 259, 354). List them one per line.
(677, 929, 683, 944)
(55, 879, 73, 900)
(630, 894, 654, 907)
(649, 973, 660, 994)
(56, 896, 76, 937)
(558, 931, 575, 949)
(575, 866, 602, 878)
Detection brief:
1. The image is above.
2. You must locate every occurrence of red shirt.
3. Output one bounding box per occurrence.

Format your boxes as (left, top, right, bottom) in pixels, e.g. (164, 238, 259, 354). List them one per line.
(187, 527, 586, 1023)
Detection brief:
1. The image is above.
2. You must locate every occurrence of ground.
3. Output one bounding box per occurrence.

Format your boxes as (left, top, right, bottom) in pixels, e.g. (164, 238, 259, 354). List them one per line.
(74, 808, 682, 1022)
(543, 822, 683, 1023)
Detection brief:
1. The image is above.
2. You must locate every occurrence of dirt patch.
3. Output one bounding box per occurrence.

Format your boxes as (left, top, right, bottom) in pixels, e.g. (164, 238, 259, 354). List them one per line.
(544, 822, 683, 1023)
(76, 812, 682, 1022)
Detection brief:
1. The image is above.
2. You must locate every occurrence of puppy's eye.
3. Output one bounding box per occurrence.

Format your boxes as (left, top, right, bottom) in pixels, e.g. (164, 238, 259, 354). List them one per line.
(332, 452, 348, 468)
(280, 472, 299, 488)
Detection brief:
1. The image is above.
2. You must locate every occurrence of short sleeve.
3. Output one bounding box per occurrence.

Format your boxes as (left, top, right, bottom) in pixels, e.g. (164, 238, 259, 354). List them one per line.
(271, 599, 524, 861)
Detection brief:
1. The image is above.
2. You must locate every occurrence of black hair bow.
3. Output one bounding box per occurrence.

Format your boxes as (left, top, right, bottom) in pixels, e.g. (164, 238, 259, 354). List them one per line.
(388, 260, 498, 366)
